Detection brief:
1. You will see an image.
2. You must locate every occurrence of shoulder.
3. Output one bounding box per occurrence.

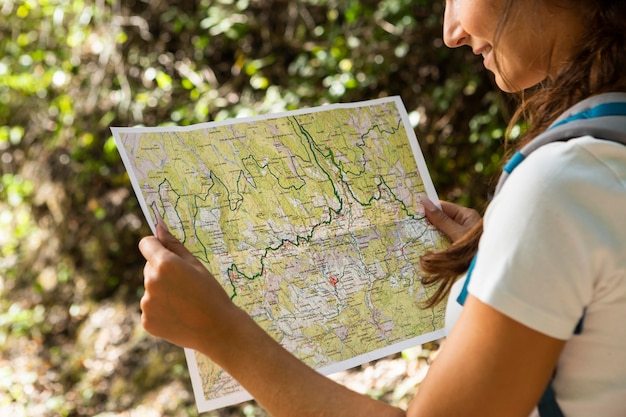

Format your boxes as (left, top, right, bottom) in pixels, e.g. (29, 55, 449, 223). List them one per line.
(486, 136, 626, 262)
(511, 135, 625, 190)
(494, 136, 626, 225)
(469, 136, 626, 339)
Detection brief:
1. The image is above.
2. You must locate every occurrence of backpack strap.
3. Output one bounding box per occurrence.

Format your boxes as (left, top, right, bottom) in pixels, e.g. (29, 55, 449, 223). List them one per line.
(496, 110, 626, 194)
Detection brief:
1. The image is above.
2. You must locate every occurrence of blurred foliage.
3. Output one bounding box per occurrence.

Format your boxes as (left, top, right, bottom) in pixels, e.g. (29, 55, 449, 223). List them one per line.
(0, 0, 509, 416)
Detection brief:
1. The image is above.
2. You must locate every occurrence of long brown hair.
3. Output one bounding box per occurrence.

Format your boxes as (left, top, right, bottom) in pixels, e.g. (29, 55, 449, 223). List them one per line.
(420, 0, 626, 308)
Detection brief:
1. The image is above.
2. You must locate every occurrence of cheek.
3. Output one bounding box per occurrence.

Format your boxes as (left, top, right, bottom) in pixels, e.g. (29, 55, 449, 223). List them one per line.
(457, 0, 498, 40)
(493, 48, 550, 91)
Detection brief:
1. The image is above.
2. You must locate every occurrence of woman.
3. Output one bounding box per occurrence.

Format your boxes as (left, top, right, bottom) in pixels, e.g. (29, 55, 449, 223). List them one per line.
(138, 1, 626, 416)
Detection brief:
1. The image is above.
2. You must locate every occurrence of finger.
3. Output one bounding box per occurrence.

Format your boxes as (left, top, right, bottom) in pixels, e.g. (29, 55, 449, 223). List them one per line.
(140, 293, 162, 337)
(422, 197, 451, 226)
(142, 260, 159, 289)
(138, 235, 168, 262)
(422, 197, 464, 240)
(439, 200, 466, 219)
(154, 218, 197, 262)
(440, 201, 481, 226)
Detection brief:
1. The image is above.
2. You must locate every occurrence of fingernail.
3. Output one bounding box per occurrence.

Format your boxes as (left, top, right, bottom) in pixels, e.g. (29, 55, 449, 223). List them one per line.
(154, 212, 169, 238)
(158, 217, 169, 231)
(155, 211, 166, 227)
(421, 196, 438, 212)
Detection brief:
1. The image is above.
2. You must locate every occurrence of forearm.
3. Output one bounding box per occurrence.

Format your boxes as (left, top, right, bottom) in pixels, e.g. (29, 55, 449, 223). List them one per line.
(202, 305, 405, 417)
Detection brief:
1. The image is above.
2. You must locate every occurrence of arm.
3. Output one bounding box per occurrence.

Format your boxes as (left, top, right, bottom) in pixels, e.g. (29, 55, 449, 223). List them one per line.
(408, 295, 565, 417)
(139, 219, 564, 417)
(139, 219, 404, 417)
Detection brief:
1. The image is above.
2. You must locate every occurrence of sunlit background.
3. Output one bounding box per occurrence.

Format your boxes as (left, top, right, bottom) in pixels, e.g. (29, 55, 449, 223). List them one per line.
(0, 1, 509, 416)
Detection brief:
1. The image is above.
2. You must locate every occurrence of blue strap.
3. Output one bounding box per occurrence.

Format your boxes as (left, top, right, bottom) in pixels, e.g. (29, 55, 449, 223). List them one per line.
(503, 151, 526, 174)
(550, 102, 626, 129)
(456, 254, 477, 306)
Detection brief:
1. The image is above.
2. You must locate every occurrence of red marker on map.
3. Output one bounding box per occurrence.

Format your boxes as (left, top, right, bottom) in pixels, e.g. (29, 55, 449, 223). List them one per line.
(329, 276, 338, 287)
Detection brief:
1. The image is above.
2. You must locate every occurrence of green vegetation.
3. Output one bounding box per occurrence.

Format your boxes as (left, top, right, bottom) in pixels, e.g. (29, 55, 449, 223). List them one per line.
(0, 0, 508, 415)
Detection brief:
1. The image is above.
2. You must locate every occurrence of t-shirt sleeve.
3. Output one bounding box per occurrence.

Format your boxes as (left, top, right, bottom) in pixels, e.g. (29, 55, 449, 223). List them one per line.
(468, 140, 616, 340)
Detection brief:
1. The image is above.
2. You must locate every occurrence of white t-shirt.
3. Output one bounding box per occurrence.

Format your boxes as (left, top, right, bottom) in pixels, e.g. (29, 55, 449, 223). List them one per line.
(445, 136, 626, 416)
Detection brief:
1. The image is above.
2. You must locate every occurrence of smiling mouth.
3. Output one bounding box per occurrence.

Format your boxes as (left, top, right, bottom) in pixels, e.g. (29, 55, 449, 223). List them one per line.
(474, 45, 492, 58)
(475, 46, 493, 69)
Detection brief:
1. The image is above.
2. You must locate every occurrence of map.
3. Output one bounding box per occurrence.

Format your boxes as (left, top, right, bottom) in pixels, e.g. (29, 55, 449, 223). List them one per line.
(112, 96, 448, 412)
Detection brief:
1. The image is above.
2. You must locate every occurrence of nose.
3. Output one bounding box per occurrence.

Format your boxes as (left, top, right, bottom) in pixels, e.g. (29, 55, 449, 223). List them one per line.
(443, 3, 469, 48)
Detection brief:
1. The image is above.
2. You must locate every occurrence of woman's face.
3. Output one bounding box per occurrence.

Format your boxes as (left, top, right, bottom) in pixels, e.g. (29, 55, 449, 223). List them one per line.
(443, 0, 580, 92)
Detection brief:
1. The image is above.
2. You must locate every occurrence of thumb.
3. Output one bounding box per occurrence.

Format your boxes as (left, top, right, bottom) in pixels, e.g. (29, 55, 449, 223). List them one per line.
(422, 197, 458, 239)
(155, 217, 197, 262)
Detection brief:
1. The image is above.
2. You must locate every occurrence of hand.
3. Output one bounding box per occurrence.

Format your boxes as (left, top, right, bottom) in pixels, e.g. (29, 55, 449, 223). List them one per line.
(422, 197, 481, 243)
(138, 218, 239, 353)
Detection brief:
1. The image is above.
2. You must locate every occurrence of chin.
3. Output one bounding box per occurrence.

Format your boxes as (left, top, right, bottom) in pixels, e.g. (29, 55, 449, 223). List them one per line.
(493, 70, 548, 93)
